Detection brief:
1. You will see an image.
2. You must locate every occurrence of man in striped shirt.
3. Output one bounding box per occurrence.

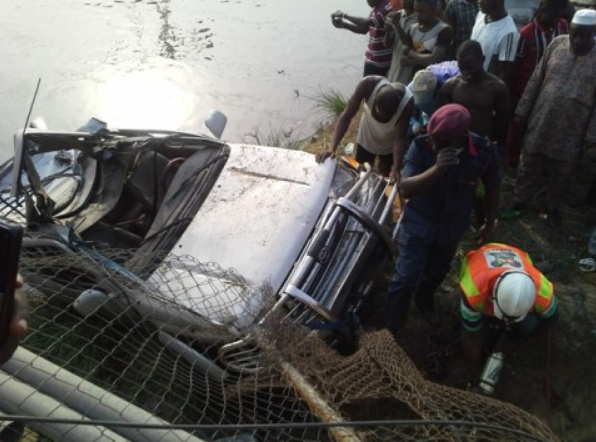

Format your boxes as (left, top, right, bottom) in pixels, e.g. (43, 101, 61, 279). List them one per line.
(331, 0, 393, 77)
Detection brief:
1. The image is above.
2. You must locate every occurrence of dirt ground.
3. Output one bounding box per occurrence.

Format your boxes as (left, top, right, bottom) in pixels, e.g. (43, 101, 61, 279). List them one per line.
(305, 117, 596, 441)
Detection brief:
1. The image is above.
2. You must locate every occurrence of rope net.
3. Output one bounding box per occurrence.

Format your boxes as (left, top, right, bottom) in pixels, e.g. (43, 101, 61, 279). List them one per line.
(0, 245, 560, 442)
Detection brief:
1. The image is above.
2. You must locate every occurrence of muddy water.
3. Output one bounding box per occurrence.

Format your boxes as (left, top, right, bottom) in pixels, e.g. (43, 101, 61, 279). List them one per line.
(0, 0, 369, 162)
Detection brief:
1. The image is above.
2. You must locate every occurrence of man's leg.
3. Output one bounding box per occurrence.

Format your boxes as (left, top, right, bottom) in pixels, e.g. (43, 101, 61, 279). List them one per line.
(385, 229, 431, 334)
(547, 156, 577, 212)
(378, 152, 393, 177)
(355, 144, 376, 167)
(413, 240, 459, 323)
(513, 149, 547, 206)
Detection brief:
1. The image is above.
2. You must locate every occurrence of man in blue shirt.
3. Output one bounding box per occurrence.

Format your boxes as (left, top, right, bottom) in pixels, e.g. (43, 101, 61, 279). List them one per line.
(386, 104, 500, 334)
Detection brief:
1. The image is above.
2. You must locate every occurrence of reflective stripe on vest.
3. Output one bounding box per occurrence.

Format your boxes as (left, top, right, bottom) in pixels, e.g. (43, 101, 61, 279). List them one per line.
(536, 273, 554, 313)
(459, 255, 483, 309)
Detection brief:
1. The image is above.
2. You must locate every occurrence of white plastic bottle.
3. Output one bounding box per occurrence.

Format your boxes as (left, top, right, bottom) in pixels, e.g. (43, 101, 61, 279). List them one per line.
(344, 142, 355, 156)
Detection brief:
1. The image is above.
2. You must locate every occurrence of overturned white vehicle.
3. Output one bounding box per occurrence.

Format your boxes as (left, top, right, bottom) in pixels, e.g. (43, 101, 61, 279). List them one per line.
(0, 116, 397, 376)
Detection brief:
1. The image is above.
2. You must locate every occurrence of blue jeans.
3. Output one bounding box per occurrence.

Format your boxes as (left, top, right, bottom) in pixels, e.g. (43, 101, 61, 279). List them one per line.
(385, 227, 459, 333)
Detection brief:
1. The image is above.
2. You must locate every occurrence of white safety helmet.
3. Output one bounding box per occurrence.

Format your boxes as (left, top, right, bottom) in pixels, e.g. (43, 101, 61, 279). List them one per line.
(492, 270, 536, 322)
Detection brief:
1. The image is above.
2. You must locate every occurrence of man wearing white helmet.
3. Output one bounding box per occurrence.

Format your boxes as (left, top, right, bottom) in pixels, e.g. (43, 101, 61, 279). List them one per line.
(458, 243, 558, 377)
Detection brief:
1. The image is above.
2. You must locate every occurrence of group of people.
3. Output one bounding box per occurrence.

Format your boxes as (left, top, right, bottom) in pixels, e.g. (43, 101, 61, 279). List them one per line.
(319, 0, 596, 388)
(0, 0, 593, 398)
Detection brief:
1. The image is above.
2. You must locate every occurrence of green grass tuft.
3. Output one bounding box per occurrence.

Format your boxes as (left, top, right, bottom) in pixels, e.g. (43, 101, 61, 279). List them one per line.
(313, 87, 347, 119)
(298, 87, 347, 121)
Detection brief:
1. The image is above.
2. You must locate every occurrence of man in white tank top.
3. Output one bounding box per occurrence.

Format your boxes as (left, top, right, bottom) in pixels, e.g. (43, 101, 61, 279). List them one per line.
(315, 75, 414, 181)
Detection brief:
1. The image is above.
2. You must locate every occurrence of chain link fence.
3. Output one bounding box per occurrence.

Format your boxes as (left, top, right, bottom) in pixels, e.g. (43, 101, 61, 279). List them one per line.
(0, 246, 560, 442)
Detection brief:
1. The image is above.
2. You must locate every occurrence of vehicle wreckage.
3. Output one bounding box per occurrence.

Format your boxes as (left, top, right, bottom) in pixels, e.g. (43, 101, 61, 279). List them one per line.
(0, 114, 397, 377)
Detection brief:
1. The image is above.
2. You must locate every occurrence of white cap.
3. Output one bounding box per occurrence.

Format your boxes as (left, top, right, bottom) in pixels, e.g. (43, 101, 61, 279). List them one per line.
(572, 9, 596, 26)
(493, 271, 536, 322)
(410, 70, 438, 105)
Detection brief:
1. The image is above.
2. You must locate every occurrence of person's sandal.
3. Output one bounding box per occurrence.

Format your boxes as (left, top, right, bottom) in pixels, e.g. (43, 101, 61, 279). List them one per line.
(578, 257, 596, 273)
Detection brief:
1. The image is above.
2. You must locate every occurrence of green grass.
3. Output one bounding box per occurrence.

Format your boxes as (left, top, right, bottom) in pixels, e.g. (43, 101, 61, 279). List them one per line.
(298, 87, 348, 121)
(243, 87, 348, 151)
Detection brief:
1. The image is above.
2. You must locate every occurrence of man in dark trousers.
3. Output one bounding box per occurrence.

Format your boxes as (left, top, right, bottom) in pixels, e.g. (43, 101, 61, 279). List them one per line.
(331, 0, 393, 77)
(385, 104, 500, 334)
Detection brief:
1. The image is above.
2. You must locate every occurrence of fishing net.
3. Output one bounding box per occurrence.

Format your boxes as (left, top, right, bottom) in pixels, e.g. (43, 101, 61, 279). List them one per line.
(0, 246, 561, 442)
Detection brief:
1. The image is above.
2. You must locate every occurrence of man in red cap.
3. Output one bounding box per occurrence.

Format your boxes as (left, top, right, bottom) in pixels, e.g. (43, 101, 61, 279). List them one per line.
(386, 103, 500, 334)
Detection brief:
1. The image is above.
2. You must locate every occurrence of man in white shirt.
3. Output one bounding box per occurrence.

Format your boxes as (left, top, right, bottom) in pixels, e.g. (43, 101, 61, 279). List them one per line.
(471, 0, 520, 88)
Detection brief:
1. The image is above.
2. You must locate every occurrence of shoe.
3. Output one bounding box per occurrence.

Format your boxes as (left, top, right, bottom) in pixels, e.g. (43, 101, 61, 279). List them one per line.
(546, 208, 562, 229)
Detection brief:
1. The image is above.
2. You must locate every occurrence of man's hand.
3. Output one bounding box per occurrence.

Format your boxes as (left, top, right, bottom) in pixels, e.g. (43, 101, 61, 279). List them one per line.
(400, 49, 418, 67)
(435, 147, 460, 170)
(0, 275, 29, 365)
(412, 126, 426, 136)
(386, 10, 401, 28)
(332, 17, 344, 28)
(331, 10, 344, 28)
(389, 167, 401, 185)
(315, 149, 335, 164)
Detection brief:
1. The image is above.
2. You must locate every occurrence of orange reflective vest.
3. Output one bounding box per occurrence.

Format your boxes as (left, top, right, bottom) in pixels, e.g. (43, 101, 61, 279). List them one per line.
(459, 243, 555, 316)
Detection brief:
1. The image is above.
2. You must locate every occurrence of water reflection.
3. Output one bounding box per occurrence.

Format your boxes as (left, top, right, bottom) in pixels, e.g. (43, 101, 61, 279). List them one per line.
(92, 58, 199, 129)
(0, 0, 366, 161)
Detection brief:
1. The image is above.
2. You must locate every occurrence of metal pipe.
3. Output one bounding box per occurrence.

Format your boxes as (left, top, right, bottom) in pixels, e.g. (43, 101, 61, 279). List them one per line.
(2, 347, 206, 442)
(0, 371, 130, 442)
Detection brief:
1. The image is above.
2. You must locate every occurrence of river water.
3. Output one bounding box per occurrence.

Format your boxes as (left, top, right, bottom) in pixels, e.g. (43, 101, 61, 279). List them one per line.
(0, 0, 370, 162)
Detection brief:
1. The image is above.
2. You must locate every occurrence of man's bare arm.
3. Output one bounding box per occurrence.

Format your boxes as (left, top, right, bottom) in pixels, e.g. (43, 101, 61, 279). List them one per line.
(403, 45, 449, 68)
(315, 77, 377, 163)
(333, 12, 369, 34)
(392, 98, 414, 180)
